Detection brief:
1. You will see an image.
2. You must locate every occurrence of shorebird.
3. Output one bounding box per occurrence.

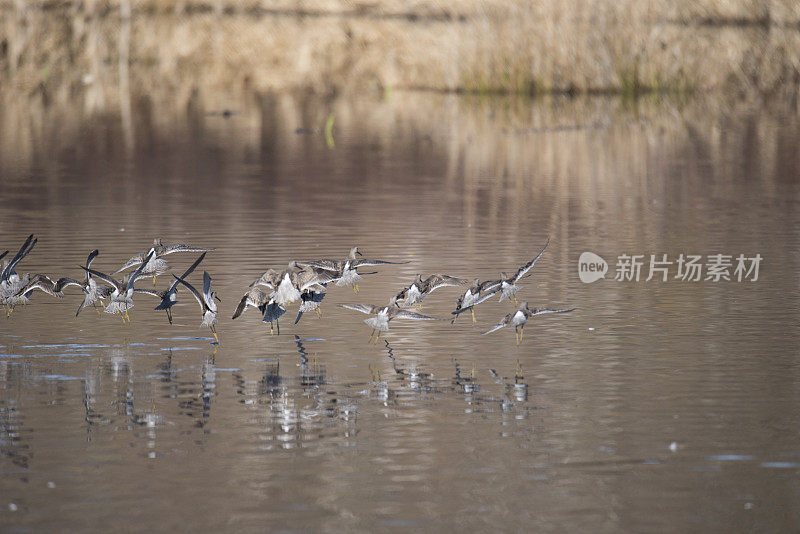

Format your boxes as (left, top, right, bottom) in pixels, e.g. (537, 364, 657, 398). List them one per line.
(482, 302, 575, 345)
(231, 287, 287, 335)
(81, 250, 155, 322)
(232, 268, 285, 320)
(290, 265, 340, 320)
(450, 278, 502, 324)
(1, 235, 38, 314)
(496, 238, 550, 303)
(53, 250, 114, 316)
(232, 286, 271, 320)
(232, 262, 329, 334)
(271, 261, 337, 317)
(298, 246, 406, 293)
(232, 284, 284, 334)
(339, 296, 440, 343)
(135, 252, 206, 323)
(395, 273, 468, 308)
(2, 273, 79, 311)
(175, 271, 220, 343)
(115, 238, 213, 285)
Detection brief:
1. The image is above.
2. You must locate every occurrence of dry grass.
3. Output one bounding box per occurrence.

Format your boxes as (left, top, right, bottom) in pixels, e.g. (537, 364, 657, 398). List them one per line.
(1, 0, 800, 98)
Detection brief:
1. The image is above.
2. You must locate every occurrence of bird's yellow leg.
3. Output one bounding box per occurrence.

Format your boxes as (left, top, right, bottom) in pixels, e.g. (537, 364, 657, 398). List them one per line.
(269, 323, 274, 335)
(353, 283, 359, 294)
(212, 326, 219, 344)
(316, 307, 323, 318)
(471, 308, 476, 324)
(519, 326, 524, 343)
(125, 309, 131, 322)
(368, 329, 375, 343)
(374, 331, 381, 344)
(153, 275, 157, 287)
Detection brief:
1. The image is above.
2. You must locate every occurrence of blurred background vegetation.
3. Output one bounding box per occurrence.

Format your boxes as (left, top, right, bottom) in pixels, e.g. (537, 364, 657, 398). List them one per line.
(1, 0, 799, 195)
(2, 0, 800, 100)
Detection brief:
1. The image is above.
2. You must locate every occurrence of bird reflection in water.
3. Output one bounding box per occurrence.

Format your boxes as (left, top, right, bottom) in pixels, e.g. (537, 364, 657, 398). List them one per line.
(384, 340, 432, 391)
(83, 366, 108, 439)
(294, 335, 325, 389)
(258, 359, 282, 399)
(171, 351, 218, 430)
(453, 358, 480, 411)
(0, 362, 32, 470)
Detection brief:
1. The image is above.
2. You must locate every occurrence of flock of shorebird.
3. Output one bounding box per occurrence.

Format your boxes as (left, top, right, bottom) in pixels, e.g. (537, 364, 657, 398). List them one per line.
(1, 235, 574, 345)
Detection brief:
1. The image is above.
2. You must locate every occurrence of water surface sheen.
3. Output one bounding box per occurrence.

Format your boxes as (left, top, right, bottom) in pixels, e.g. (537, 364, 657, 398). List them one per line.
(1, 93, 799, 532)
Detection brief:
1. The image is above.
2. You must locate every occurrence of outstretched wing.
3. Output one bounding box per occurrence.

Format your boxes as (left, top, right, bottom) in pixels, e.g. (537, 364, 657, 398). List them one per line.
(2, 234, 35, 282)
(250, 268, 281, 289)
(338, 303, 378, 315)
(425, 274, 469, 292)
(20, 274, 59, 297)
(86, 249, 100, 269)
(300, 266, 340, 289)
(174, 275, 206, 313)
(232, 294, 250, 319)
(351, 258, 409, 268)
(159, 242, 214, 256)
(113, 252, 146, 274)
(482, 314, 512, 335)
(83, 249, 100, 282)
(54, 277, 82, 293)
(393, 309, 440, 321)
(472, 286, 501, 306)
(531, 307, 576, 316)
(134, 288, 164, 298)
(296, 259, 341, 272)
(126, 250, 155, 292)
(80, 266, 124, 293)
(155, 252, 207, 311)
(170, 252, 206, 292)
(479, 279, 502, 293)
(201, 272, 214, 309)
(513, 237, 550, 282)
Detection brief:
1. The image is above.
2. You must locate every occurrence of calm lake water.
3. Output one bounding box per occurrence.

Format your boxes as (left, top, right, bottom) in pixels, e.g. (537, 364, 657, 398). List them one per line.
(1, 90, 799, 532)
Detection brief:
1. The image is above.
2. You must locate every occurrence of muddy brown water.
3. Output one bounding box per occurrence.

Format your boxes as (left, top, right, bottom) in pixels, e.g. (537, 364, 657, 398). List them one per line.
(1, 92, 799, 532)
